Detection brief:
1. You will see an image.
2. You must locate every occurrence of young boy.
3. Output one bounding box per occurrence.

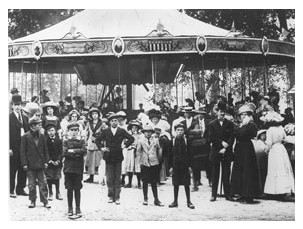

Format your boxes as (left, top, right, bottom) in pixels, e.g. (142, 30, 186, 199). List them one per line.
(168, 123, 195, 209)
(20, 116, 50, 208)
(136, 125, 164, 206)
(63, 122, 86, 218)
(45, 123, 63, 201)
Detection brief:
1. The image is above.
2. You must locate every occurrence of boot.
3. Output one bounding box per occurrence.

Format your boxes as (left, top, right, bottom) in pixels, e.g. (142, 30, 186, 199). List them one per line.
(28, 201, 36, 208)
(168, 202, 178, 208)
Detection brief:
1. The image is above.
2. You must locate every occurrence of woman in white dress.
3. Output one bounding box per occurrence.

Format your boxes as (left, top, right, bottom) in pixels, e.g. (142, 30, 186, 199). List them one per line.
(261, 111, 295, 200)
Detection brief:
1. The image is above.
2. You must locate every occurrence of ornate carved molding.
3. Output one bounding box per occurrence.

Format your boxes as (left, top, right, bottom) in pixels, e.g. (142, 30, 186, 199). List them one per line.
(8, 45, 30, 58)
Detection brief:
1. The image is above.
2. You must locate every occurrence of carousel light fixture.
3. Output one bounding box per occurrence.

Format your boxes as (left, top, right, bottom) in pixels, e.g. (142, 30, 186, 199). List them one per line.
(261, 36, 269, 56)
(196, 35, 207, 56)
(112, 36, 125, 58)
(32, 40, 42, 60)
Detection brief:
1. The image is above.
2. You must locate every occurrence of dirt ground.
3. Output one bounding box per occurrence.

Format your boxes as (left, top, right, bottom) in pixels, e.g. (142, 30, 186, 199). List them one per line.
(9, 172, 295, 221)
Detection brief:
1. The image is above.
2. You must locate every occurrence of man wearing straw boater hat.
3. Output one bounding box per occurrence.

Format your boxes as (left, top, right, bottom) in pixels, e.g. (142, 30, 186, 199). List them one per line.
(9, 94, 30, 198)
(95, 113, 134, 205)
(208, 101, 235, 202)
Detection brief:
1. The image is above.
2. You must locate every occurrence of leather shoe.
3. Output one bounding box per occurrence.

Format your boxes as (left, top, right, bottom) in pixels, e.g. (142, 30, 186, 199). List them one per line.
(210, 196, 216, 202)
(84, 178, 93, 183)
(187, 202, 195, 209)
(124, 183, 132, 188)
(16, 190, 28, 196)
(48, 194, 53, 201)
(76, 208, 82, 217)
(191, 187, 199, 192)
(115, 199, 120, 205)
(143, 200, 148, 205)
(154, 199, 164, 207)
(10, 193, 17, 198)
(225, 196, 234, 201)
(56, 193, 63, 200)
(28, 201, 36, 208)
(44, 202, 51, 208)
(108, 198, 113, 203)
(67, 207, 73, 217)
(168, 202, 178, 208)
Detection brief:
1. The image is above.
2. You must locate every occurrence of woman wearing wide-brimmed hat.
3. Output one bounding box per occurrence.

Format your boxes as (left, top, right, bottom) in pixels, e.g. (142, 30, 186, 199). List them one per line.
(260, 111, 295, 200)
(230, 104, 260, 203)
(84, 107, 104, 184)
(41, 101, 60, 134)
(123, 120, 143, 188)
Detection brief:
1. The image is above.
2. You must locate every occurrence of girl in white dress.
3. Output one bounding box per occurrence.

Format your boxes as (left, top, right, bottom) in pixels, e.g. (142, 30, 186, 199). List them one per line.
(261, 112, 295, 200)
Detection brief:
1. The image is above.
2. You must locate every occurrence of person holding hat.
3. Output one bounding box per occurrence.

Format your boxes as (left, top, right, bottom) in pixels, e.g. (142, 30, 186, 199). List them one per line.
(42, 101, 60, 134)
(168, 123, 195, 209)
(124, 120, 143, 188)
(62, 122, 87, 218)
(84, 107, 104, 184)
(188, 105, 211, 190)
(95, 113, 134, 205)
(136, 125, 164, 207)
(45, 123, 63, 201)
(260, 112, 295, 200)
(230, 104, 260, 204)
(20, 116, 50, 208)
(208, 101, 235, 202)
(9, 94, 30, 198)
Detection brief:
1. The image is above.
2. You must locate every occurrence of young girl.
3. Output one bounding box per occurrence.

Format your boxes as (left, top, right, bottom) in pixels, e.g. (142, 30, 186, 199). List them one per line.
(168, 123, 195, 209)
(124, 120, 142, 188)
(136, 125, 163, 206)
(42, 101, 60, 133)
(84, 107, 103, 183)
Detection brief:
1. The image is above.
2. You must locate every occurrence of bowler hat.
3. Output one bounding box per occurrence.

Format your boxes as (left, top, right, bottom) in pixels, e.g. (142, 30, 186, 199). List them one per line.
(141, 125, 155, 133)
(40, 89, 48, 95)
(216, 101, 227, 112)
(67, 122, 80, 130)
(11, 94, 22, 105)
(65, 96, 72, 103)
(10, 88, 19, 94)
(29, 116, 42, 126)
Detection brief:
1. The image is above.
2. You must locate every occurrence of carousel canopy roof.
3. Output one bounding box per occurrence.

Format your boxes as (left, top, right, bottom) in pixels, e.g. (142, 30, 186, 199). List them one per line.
(9, 9, 295, 85)
(13, 9, 229, 42)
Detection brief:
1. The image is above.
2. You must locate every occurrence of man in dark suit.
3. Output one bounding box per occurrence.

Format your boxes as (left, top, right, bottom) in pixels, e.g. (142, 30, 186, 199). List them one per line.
(208, 102, 235, 201)
(96, 113, 134, 205)
(9, 94, 29, 197)
(188, 106, 211, 191)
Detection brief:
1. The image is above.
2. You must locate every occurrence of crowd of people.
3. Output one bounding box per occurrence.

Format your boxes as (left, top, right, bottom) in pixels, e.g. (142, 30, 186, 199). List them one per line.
(9, 86, 295, 219)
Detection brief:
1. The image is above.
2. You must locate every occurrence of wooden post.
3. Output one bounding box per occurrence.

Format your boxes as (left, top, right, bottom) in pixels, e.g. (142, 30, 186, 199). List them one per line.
(175, 78, 178, 107)
(25, 73, 27, 102)
(201, 56, 205, 103)
(85, 85, 88, 105)
(263, 58, 268, 95)
(69, 74, 72, 98)
(127, 83, 132, 110)
(60, 74, 63, 100)
(13, 72, 16, 88)
(95, 84, 98, 102)
(31, 73, 34, 99)
(191, 72, 195, 102)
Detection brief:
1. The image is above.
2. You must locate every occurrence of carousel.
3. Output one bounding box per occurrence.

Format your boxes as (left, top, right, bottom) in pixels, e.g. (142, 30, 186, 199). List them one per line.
(8, 9, 295, 112)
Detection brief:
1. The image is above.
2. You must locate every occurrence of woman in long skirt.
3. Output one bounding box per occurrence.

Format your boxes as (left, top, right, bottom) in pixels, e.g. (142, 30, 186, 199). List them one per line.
(84, 107, 103, 183)
(231, 104, 260, 203)
(261, 112, 295, 200)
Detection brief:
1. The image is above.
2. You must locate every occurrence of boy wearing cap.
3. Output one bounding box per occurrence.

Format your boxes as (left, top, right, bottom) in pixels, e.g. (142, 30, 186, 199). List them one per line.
(136, 125, 164, 207)
(45, 124, 63, 201)
(20, 117, 50, 208)
(95, 113, 134, 205)
(63, 122, 86, 218)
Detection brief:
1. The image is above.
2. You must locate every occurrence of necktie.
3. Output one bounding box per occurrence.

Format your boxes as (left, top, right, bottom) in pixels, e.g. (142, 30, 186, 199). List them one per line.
(148, 139, 151, 145)
(18, 112, 23, 125)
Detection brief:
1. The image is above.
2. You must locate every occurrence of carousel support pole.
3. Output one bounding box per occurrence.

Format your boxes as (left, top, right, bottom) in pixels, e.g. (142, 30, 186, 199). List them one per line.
(191, 72, 195, 103)
(127, 83, 132, 110)
(76, 76, 79, 97)
(248, 67, 251, 95)
(263, 58, 268, 95)
(201, 56, 205, 104)
(40, 64, 43, 103)
(35, 62, 40, 103)
(25, 73, 27, 102)
(224, 56, 229, 96)
(60, 74, 63, 100)
(85, 85, 88, 106)
(175, 77, 178, 107)
(13, 72, 16, 88)
(31, 73, 34, 99)
(241, 57, 246, 101)
(151, 55, 156, 103)
(69, 74, 72, 98)
(95, 84, 98, 102)
(21, 61, 24, 99)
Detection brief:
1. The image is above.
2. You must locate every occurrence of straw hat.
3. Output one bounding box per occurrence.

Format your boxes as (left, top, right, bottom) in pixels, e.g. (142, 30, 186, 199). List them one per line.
(41, 101, 58, 113)
(127, 120, 142, 130)
(238, 104, 254, 115)
(194, 105, 207, 114)
(260, 111, 284, 123)
(257, 129, 267, 139)
(141, 125, 155, 133)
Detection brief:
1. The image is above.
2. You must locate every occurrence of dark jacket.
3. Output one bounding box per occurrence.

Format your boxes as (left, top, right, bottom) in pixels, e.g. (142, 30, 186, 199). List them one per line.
(96, 127, 134, 163)
(187, 118, 211, 159)
(46, 136, 63, 166)
(181, 118, 198, 135)
(9, 112, 29, 162)
(208, 118, 235, 162)
(62, 138, 86, 174)
(168, 136, 191, 169)
(20, 131, 49, 169)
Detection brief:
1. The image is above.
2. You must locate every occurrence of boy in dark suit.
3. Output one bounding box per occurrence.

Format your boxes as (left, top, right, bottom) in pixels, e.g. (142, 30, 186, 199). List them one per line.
(9, 94, 29, 198)
(45, 124, 63, 201)
(96, 113, 134, 205)
(63, 122, 86, 218)
(208, 102, 235, 202)
(20, 116, 50, 208)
